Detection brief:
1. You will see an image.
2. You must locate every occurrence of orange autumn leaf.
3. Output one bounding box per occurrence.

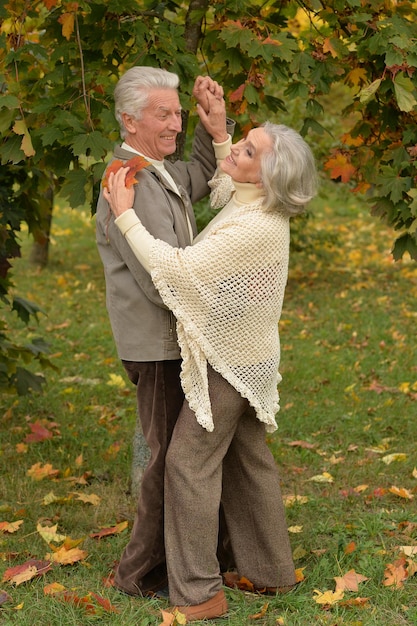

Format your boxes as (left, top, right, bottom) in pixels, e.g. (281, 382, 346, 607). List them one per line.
(222, 571, 254, 591)
(334, 569, 369, 592)
(90, 520, 128, 539)
(248, 601, 269, 619)
(27, 462, 59, 481)
(90, 592, 119, 613)
(344, 541, 357, 554)
(383, 557, 408, 588)
(340, 596, 370, 607)
(58, 12, 75, 40)
(295, 567, 306, 582)
(323, 37, 338, 58)
(389, 485, 414, 500)
(59, 590, 96, 614)
(42, 0, 59, 8)
(0, 520, 23, 534)
(324, 152, 356, 183)
(44, 582, 66, 595)
(46, 545, 87, 565)
(229, 83, 246, 103)
(102, 156, 150, 189)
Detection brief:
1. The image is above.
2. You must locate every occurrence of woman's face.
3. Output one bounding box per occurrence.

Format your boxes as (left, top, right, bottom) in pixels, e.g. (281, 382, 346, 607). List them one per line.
(220, 127, 272, 184)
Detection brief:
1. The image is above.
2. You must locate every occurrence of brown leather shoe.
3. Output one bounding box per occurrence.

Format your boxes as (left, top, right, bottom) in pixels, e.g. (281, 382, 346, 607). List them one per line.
(173, 589, 228, 621)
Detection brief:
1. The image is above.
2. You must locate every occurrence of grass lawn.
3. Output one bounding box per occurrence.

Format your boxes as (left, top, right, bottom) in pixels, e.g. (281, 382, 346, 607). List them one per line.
(1, 183, 416, 625)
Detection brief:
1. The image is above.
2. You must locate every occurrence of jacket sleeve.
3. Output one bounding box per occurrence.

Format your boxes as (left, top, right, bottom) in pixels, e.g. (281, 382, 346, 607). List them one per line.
(168, 119, 235, 204)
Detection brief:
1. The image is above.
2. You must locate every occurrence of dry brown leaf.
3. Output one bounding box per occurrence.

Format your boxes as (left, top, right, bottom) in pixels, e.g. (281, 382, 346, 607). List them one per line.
(334, 568, 369, 592)
(0, 520, 23, 534)
(288, 440, 316, 449)
(383, 557, 408, 588)
(2, 559, 52, 585)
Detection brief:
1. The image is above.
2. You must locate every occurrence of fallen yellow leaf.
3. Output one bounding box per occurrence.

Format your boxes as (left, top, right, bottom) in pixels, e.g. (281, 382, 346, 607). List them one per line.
(382, 453, 407, 465)
(37, 523, 66, 544)
(308, 471, 334, 483)
(313, 588, 344, 605)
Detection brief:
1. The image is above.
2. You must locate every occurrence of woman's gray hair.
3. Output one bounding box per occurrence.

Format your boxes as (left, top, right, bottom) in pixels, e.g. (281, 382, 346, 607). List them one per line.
(260, 122, 317, 216)
(114, 66, 180, 139)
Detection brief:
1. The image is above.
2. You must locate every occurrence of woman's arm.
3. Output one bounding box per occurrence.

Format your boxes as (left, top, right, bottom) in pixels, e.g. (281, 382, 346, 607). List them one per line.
(104, 168, 154, 273)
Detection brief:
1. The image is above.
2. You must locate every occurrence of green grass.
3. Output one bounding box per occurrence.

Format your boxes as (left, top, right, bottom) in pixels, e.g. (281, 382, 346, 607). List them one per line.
(1, 185, 416, 625)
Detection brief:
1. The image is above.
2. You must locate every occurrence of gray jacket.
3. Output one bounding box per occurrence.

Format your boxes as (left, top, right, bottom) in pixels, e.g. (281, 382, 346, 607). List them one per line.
(96, 121, 233, 362)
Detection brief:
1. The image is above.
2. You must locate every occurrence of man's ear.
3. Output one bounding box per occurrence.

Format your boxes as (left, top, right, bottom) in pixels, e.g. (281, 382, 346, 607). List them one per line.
(122, 113, 137, 134)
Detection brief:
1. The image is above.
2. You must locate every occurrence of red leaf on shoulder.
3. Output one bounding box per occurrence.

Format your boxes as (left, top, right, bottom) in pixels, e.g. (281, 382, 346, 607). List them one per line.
(103, 155, 150, 189)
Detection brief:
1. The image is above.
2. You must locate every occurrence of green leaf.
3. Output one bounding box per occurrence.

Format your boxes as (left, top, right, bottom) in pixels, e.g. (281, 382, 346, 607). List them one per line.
(385, 49, 405, 66)
(15, 367, 46, 395)
(0, 95, 20, 110)
(300, 117, 328, 136)
(392, 232, 417, 261)
(59, 169, 89, 208)
(12, 297, 44, 325)
(243, 83, 260, 105)
(359, 79, 382, 104)
(37, 126, 65, 147)
(393, 73, 417, 112)
(0, 135, 25, 164)
(376, 166, 412, 204)
(72, 131, 113, 159)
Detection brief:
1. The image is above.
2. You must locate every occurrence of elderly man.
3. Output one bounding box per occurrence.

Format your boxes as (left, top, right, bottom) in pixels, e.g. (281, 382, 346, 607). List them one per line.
(95, 66, 234, 597)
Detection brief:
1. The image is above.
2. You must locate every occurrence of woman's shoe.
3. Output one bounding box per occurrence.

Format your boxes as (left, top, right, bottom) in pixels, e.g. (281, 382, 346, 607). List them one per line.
(173, 589, 228, 621)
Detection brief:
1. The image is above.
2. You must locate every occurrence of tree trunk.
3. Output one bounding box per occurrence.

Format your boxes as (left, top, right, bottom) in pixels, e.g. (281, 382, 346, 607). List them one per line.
(168, 0, 209, 162)
(29, 185, 53, 268)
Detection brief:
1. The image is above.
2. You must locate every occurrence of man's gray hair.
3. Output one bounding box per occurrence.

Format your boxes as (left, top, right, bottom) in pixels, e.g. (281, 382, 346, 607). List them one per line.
(114, 66, 180, 139)
(261, 122, 317, 216)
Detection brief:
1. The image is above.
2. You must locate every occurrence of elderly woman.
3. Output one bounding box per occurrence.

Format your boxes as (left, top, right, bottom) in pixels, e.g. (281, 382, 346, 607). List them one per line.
(104, 104, 317, 621)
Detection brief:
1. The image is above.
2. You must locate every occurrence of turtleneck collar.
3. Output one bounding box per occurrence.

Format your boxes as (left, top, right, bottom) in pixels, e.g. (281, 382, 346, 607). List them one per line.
(233, 180, 265, 205)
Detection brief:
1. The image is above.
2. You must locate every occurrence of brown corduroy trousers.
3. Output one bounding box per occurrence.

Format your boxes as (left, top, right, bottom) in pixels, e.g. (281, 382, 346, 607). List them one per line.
(114, 360, 184, 595)
(165, 366, 296, 606)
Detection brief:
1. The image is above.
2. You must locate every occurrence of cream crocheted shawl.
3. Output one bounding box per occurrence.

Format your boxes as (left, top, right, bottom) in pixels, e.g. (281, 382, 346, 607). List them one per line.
(149, 173, 290, 432)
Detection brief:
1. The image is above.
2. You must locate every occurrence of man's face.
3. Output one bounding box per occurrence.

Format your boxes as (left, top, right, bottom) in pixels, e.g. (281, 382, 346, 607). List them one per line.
(123, 88, 182, 160)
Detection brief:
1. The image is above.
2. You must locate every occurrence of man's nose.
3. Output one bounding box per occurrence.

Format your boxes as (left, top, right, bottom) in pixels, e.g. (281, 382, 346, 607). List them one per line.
(169, 114, 182, 131)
